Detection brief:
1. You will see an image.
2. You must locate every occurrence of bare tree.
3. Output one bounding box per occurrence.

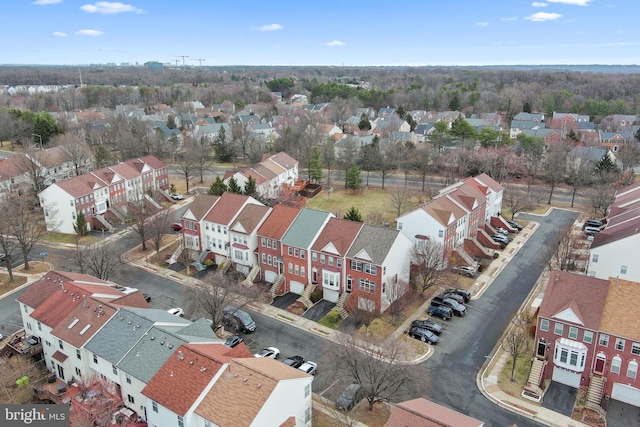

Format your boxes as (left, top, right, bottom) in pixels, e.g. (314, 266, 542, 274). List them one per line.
(503, 314, 532, 382)
(193, 137, 213, 184)
(1, 192, 47, 271)
(586, 184, 615, 217)
(349, 301, 379, 335)
(54, 133, 93, 176)
(147, 208, 175, 255)
(125, 199, 158, 251)
(503, 185, 535, 220)
(543, 142, 570, 204)
(330, 334, 415, 411)
(387, 185, 414, 218)
(184, 270, 265, 334)
(176, 141, 200, 194)
(80, 242, 123, 281)
(411, 240, 446, 295)
(616, 143, 640, 173)
(14, 143, 47, 195)
(543, 228, 582, 271)
(384, 277, 412, 323)
(0, 354, 44, 404)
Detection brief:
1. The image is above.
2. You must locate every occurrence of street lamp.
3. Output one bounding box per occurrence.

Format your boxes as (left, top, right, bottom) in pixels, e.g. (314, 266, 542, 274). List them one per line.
(31, 133, 43, 151)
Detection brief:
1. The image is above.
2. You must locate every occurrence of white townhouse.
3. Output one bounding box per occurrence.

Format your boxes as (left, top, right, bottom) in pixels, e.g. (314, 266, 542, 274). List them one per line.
(228, 204, 272, 275)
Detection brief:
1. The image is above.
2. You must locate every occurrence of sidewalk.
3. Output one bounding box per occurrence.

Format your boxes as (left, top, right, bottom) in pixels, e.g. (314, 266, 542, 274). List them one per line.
(121, 215, 587, 426)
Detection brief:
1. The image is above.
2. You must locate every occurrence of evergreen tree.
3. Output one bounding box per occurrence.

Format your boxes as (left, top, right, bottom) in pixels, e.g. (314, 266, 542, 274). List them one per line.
(358, 113, 372, 131)
(73, 212, 88, 236)
(227, 176, 242, 194)
(345, 161, 362, 192)
(208, 176, 228, 196)
(308, 146, 323, 183)
(343, 206, 363, 222)
(166, 115, 177, 129)
(243, 175, 257, 196)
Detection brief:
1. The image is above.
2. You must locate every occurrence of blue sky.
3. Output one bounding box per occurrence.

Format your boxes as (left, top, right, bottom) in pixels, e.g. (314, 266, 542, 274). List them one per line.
(2, 0, 638, 66)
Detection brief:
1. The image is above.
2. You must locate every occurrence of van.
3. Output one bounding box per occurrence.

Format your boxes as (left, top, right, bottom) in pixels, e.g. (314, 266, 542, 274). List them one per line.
(223, 305, 256, 333)
(584, 226, 602, 236)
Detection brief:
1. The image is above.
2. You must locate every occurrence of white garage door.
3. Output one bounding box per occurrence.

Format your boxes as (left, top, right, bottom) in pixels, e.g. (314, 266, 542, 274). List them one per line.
(552, 366, 581, 388)
(264, 270, 278, 283)
(290, 281, 305, 295)
(323, 288, 339, 303)
(612, 383, 640, 406)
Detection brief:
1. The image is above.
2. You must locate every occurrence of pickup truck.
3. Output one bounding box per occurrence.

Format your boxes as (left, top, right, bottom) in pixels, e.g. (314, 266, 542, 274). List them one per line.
(431, 295, 466, 317)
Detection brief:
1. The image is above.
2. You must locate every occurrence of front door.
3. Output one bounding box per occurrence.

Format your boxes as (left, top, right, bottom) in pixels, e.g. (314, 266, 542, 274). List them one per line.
(57, 364, 65, 381)
(595, 355, 605, 374)
(313, 270, 318, 284)
(346, 276, 353, 292)
(536, 338, 547, 359)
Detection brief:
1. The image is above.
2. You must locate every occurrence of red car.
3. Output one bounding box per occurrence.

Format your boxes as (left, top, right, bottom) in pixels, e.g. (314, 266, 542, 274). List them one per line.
(171, 223, 182, 231)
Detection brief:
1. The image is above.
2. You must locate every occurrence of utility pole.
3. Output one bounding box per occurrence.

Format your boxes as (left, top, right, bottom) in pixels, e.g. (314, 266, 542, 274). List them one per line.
(173, 55, 189, 71)
(191, 58, 206, 67)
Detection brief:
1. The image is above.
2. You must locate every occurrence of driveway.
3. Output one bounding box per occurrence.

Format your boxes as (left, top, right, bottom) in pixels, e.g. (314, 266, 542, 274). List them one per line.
(541, 382, 577, 417)
(607, 399, 640, 427)
(303, 300, 335, 322)
(272, 292, 298, 310)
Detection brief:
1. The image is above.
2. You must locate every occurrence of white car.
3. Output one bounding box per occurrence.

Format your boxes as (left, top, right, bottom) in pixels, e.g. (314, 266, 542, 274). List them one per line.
(253, 347, 280, 359)
(298, 361, 318, 376)
(495, 227, 509, 235)
(170, 193, 184, 201)
(167, 308, 184, 317)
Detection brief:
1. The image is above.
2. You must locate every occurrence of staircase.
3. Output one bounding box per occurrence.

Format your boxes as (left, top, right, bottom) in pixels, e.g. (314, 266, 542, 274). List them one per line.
(524, 358, 546, 398)
(270, 274, 285, 299)
(190, 249, 212, 272)
(144, 194, 162, 210)
(93, 214, 114, 232)
(336, 291, 352, 319)
(297, 283, 315, 308)
(166, 243, 183, 265)
(242, 264, 260, 286)
(219, 258, 232, 274)
(587, 375, 605, 406)
(455, 245, 476, 266)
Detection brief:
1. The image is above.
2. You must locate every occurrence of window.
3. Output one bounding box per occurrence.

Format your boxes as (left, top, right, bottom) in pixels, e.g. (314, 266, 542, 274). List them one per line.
(217, 225, 221, 233)
(621, 265, 628, 274)
(288, 247, 293, 256)
(554, 323, 563, 336)
(301, 251, 305, 259)
(262, 253, 266, 264)
(261, 237, 266, 247)
(591, 254, 599, 263)
(294, 265, 299, 276)
(112, 364, 118, 375)
(616, 338, 625, 351)
(438, 230, 444, 238)
(559, 348, 568, 363)
(205, 421, 211, 427)
(358, 278, 376, 294)
(312, 253, 317, 262)
(628, 360, 638, 379)
(76, 349, 81, 360)
(611, 356, 622, 374)
(583, 331, 593, 344)
(38, 321, 42, 331)
(305, 406, 311, 423)
(553, 342, 587, 371)
(267, 255, 272, 266)
(337, 258, 342, 268)
(569, 327, 578, 340)
(126, 374, 131, 384)
(294, 248, 299, 257)
(152, 401, 158, 413)
(398, 222, 402, 230)
(320, 254, 325, 264)
(178, 415, 184, 427)
(540, 319, 549, 332)
(93, 354, 98, 364)
(59, 340, 64, 350)
(305, 383, 310, 397)
(328, 257, 334, 266)
(599, 334, 609, 347)
(223, 227, 227, 235)
(272, 241, 277, 250)
(288, 263, 293, 274)
(127, 394, 134, 404)
(632, 343, 640, 355)
(75, 367, 81, 377)
(301, 267, 305, 277)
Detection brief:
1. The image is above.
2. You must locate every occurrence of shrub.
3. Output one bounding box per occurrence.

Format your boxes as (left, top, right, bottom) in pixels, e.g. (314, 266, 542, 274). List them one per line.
(203, 259, 215, 267)
(493, 252, 500, 259)
(478, 263, 485, 272)
(310, 288, 323, 303)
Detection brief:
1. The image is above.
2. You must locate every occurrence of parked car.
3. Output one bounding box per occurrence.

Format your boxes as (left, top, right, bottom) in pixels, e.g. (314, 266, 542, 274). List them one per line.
(491, 234, 509, 244)
(495, 227, 509, 235)
(142, 293, 151, 303)
(506, 220, 523, 230)
(584, 226, 602, 236)
(441, 292, 465, 305)
(584, 219, 603, 229)
(282, 355, 305, 369)
(410, 319, 443, 335)
(431, 296, 466, 317)
(447, 288, 471, 303)
(171, 222, 182, 231)
(408, 327, 439, 344)
(224, 335, 244, 348)
(298, 361, 318, 376)
(452, 265, 476, 278)
(0, 253, 5, 262)
(170, 193, 184, 200)
(427, 305, 453, 320)
(167, 308, 184, 317)
(336, 383, 363, 411)
(254, 347, 280, 359)
(223, 305, 256, 333)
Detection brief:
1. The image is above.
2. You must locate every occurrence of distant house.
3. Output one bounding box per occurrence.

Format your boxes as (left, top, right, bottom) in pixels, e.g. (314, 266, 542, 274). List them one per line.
(598, 131, 636, 153)
(224, 152, 298, 200)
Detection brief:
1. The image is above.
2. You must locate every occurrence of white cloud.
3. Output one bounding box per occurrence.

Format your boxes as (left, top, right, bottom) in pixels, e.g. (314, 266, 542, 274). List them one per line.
(476, 22, 489, 27)
(324, 40, 345, 47)
(548, 0, 592, 5)
(501, 17, 518, 21)
(532, 2, 547, 7)
(254, 24, 283, 32)
(33, 0, 62, 5)
(75, 29, 104, 36)
(52, 31, 67, 37)
(80, 2, 143, 14)
(524, 12, 563, 21)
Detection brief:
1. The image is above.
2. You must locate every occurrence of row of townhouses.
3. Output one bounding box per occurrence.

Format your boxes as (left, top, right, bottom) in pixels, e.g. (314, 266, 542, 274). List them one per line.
(223, 151, 299, 200)
(526, 180, 640, 410)
(16, 271, 313, 427)
(38, 155, 169, 234)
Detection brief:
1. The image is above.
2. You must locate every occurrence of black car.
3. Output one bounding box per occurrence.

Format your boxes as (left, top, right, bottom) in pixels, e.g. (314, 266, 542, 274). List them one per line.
(584, 219, 604, 229)
(431, 296, 466, 317)
(410, 319, 443, 335)
(282, 355, 305, 369)
(142, 293, 151, 303)
(441, 292, 465, 305)
(427, 305, 453, 320)
(224, 335, 244, 348)
(0, 253, 5, 262)
(408, 327, 439, 344)
(506, 219, 523, 230)
(447, 288, 471, 303)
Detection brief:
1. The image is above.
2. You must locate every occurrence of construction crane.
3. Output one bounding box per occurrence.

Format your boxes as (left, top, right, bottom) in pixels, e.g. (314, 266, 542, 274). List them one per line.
(173, 55, 189, 71)
(191, 58, 206, 67)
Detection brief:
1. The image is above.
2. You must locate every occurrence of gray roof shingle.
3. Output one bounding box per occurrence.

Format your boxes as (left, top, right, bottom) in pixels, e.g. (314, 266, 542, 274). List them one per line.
(281, 208, 332, 249)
